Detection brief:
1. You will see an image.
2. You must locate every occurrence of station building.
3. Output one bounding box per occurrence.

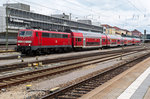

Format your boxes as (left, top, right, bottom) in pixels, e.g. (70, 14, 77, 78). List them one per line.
(0, 3, 103, 44)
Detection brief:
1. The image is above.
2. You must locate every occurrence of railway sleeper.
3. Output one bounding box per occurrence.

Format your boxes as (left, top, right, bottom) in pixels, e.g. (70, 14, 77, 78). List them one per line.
(2, 80, 13, 84)
(75, 87, 92, 91)
(71, 90, 87, 94)
(79, 86, 95, 90)
(84, 83, 98, 87)
(10, 78, 22, 82)
(0, 82, 7, 86)
(80, 85, 96, 89)
(57, 95, 77, 99)
(63, 92, 83, 97)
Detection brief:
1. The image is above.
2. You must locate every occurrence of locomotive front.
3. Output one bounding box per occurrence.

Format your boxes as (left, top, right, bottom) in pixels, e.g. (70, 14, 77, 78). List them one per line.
(16, 29, 34, 54)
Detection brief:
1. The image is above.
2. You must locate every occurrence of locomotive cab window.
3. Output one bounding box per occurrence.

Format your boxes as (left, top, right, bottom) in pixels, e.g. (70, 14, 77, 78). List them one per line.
(19, 31, 33, 37)
(19, 31, 25, 36)
(26, 31, 33, 37)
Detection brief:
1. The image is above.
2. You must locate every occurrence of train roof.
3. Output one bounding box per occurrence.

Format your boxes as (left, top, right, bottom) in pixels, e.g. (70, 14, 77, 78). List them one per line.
(19, 29, 70, 34)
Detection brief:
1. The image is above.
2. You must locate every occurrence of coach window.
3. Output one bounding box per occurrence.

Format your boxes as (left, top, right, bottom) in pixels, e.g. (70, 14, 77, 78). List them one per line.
(76, 38, 78, 42)
(78, 38, 82, 42)
(103, 39, 105, 42)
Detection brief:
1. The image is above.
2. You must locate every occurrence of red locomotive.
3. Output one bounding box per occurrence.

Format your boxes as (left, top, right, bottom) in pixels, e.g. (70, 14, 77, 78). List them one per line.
(16, 29, 141, 55)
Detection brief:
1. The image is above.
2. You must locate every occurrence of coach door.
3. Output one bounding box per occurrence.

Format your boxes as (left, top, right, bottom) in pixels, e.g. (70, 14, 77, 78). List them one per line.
(36, 32, 42, 46)
(100, 37, 102, 47)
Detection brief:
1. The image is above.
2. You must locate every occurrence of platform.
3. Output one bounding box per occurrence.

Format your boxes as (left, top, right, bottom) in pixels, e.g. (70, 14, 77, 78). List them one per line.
(80, 57, 150, 99)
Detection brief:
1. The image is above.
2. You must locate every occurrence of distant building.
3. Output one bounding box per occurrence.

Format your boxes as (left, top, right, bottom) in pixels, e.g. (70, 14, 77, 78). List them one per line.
(77, 20, 92, 25)
(131, 29, 142, 37)
(113, 26, 122, 35)
(51, 13, 69, 20)
(101, 24, 132, 36)
(123, 29, 132, 36)
(3, 3, 30, 11)
(92, 22, 101, 26)
(101, 24, 116, 35)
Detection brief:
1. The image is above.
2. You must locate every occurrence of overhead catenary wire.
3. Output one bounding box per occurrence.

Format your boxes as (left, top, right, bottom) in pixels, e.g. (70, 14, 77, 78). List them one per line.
(10, 0, 88, 19)
(126, 0, 145, 15)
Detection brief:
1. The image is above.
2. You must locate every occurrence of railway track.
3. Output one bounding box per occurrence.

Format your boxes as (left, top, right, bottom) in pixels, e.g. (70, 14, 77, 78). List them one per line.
(0, 48, 148, 90)
(40, 50, 150, 99)
(0, 50, 15, 53)
(0, 45, 142, 60)
(0, 46, 146, 72)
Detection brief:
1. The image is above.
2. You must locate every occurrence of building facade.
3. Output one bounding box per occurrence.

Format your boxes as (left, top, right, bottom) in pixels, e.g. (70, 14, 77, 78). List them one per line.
(131, 29, 142, 38)
(77, 20, 92, 25)
(102, 24, 136, 37)
(101, 24, 116, 35)
(0, 3, 103, 44)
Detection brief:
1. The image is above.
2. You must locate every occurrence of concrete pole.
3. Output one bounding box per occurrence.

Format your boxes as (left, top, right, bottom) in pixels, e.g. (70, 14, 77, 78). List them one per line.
(5, 5, 8, 50)
(69, 13, 71, 20)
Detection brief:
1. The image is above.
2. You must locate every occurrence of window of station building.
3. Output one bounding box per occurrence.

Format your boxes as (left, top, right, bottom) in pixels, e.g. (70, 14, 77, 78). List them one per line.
(42, 32, 49, 37)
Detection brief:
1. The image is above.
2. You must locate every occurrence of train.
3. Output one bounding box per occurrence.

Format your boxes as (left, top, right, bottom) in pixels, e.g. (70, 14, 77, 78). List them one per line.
(16, 29, 141, 55)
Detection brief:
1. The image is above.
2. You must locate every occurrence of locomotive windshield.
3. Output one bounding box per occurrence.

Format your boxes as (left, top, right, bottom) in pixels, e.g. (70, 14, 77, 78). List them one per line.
(19, 31, 33, 37)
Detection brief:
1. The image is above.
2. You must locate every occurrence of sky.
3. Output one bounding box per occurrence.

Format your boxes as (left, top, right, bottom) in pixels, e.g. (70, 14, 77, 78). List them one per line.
(1, 0, 150, 33)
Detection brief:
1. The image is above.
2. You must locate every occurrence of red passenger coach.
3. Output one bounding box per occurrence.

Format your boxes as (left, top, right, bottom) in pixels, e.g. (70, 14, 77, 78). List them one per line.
(71, 30, 102, 49)
(82, 31, 102, 48)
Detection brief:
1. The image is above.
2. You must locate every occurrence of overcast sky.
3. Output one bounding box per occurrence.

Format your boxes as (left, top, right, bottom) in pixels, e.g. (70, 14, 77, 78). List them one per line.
(1, 0, 150, 33)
